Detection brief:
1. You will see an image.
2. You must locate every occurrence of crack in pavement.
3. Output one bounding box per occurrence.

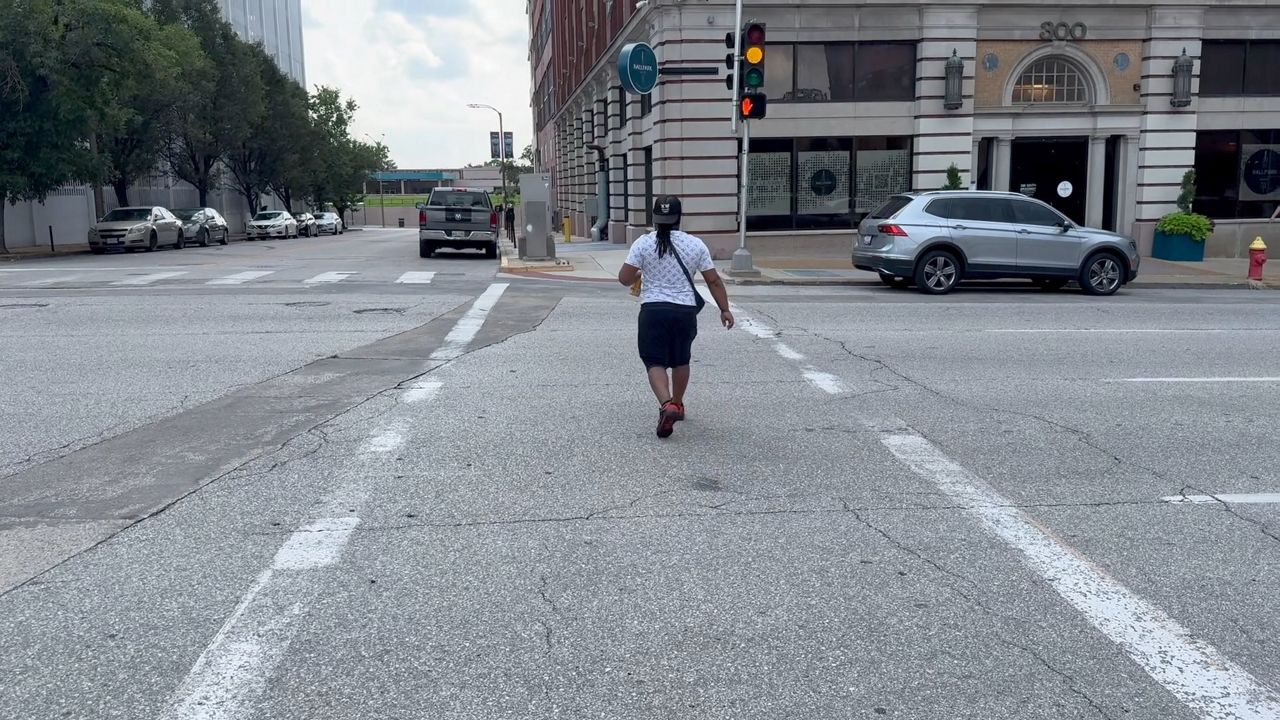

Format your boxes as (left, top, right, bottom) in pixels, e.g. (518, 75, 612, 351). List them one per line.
(1000, 638, 1118, 720)
(535, 573, 559, 656)
(1183, 484, 1280, 546)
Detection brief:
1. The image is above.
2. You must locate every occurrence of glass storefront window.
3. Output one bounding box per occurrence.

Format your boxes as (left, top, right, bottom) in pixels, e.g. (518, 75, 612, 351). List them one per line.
(1193, 129, 1280, 219)
(745, 136, 912, 231)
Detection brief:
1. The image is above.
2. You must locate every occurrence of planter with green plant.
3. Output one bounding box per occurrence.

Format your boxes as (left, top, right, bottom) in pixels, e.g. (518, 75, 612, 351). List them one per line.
(1152, 170, 1213, 262)
(940, 163, 964, 191)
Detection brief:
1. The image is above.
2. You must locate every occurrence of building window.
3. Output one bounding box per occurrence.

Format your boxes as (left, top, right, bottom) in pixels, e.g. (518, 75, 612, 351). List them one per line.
(1012, 57, 1088, 104)
(640, 89, 652, 117)
(616, 86, 626, 127)
(1194, 129, 1280, 219)
(855, 43, 916, 101)
(1202, 41, 1280, 97)
(745, 136, 912, 231)
(767, 42, 916, 103)
(795, 44, 854, 102)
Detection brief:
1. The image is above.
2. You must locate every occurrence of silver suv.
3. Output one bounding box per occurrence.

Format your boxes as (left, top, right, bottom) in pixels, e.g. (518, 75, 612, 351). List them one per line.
(853, 191, 1140, 295)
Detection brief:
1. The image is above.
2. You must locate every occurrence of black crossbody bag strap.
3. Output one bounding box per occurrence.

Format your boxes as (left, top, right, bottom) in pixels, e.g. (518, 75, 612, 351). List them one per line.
(670, 245, 707, 314)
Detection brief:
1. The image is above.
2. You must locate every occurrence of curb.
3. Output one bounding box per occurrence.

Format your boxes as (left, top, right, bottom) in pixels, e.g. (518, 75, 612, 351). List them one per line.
(726, 277, 1262, 290)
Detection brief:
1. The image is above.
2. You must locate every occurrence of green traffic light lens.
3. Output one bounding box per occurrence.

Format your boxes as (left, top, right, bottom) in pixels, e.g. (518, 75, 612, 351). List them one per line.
(745, 68, 764, 87)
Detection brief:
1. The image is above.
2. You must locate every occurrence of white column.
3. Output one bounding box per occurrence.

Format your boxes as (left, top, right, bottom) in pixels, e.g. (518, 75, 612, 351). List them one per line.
(993, 137, 1012, 192)
(1086, 136, 1107, 228)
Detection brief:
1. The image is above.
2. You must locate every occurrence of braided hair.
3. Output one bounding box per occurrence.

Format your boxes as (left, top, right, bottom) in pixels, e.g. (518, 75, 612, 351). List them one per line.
(655, 222, 677, 258)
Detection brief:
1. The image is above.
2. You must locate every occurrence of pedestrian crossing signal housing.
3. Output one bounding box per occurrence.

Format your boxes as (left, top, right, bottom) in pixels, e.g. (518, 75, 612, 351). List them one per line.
(739, 92, 767, 119)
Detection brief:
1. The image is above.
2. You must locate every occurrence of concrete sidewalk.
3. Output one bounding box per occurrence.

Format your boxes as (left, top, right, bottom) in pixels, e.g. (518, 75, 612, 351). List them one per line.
(0, 244, 92, 261)
(500, 239, 1266, 290)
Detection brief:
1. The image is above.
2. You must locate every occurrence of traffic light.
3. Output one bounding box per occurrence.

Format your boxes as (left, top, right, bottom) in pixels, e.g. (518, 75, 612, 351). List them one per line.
(741, 23, 765, 93)
(739, 92, 767, 120)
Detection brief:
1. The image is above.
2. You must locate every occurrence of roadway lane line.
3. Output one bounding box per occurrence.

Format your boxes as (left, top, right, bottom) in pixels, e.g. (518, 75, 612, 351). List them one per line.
(208, 271, 274, 285)
(22, 275, 81, 286)
(1162, 493, 1280, 505)
(401, 380, 443, 404)
(396, 271, 436, 284)
(729, 304, 1280, 718)
(361, 428, 405, 454)
(160, 515, 360, 720)
(801, 368, 846, 394)
(1107, 377, 1280, 383)
(303, 271, 357, 284)
(879, 431, 1280, 719)
(985, 329, 1243, 334)
(430, 283, 509, 360)
(111, 271, 187, 286)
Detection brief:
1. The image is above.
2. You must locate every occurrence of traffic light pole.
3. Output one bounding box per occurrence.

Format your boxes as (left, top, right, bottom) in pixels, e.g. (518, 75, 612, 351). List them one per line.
(731, 119, 757, 275)
(730, 0, 743, 133)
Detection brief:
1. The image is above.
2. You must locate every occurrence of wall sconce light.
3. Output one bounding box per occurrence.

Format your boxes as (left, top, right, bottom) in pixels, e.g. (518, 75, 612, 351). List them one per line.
(1171, 48, 1193, 108)
(944, 49, 964, 110)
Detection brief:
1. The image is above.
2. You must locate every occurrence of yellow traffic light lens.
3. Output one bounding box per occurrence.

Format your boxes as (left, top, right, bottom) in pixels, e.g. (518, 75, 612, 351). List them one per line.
(745, 46, 764, 64)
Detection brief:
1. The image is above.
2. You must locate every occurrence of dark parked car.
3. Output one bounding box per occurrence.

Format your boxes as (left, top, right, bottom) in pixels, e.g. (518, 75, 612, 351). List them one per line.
(172, 208, 230, 246)
(295, 213, 318, 237)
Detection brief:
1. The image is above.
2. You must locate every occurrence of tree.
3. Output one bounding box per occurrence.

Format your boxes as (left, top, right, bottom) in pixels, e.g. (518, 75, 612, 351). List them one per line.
(1176, 169, 1196, 213)
(305, 87, 386, 218)
(97, 19, 206, 206)
(941, 163, 964, 190)
(165, 1, 263, 206)
(482, 143, 534, 188)
(0, 0, 101, 253)
(227, 45, 301, 216)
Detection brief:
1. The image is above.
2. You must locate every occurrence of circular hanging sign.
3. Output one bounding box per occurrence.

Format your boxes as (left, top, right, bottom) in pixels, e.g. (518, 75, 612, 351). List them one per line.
(1243, 148, 1280, 196)
(618, 42, 659, 96)
(811, 169, 838, 196)
(1057, 181, 1074, 198)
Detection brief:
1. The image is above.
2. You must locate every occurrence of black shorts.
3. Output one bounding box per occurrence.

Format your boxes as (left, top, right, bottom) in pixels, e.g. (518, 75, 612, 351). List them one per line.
(638, 302, 699, 369)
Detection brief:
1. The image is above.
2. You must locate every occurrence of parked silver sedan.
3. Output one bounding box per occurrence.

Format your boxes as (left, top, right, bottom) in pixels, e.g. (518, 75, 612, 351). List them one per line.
(88, 206, 184, 253)
(173, 207, 230, 246)
(853, 191, 1141, 296)
(314, 212, 344, 235)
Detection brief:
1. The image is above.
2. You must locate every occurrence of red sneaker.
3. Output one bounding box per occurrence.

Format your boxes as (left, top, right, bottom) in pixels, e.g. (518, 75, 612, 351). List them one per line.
(671, 402, 686, 422)
(656, 402, 679, 438)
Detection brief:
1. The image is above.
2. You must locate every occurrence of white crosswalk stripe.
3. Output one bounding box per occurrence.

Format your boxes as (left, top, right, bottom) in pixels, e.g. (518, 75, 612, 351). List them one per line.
(112, 272, 188, 286)
(395, 271, 435, 284)
(207, 271, 275, 285)
(303, 271, 357, 284)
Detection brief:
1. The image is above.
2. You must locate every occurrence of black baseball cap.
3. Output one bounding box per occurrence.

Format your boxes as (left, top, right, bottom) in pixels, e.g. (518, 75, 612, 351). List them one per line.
(653, 195, 682, 223)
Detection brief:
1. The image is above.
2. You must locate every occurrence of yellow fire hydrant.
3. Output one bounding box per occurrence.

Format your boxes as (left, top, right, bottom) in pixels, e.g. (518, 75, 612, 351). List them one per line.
(563, 217, 573, 244)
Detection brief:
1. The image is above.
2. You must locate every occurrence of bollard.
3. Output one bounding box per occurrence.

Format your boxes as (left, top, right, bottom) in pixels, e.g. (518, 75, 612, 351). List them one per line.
(1248, 237, 1267, 289)
(563, 217, 573, 244)
(48, 226, 55, 252)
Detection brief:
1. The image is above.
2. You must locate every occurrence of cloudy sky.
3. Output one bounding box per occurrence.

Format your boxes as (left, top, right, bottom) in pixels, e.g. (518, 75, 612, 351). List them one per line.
(303, 0, 532, 170)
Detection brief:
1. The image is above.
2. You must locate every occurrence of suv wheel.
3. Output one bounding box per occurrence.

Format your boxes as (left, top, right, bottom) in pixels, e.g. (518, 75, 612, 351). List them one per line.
(419, 242, 434, 258)
(1080, 252, 1124, 296)
(485, 244, 498, 260)
(877, 271, 911, 290)
(914, 250, 961, 295)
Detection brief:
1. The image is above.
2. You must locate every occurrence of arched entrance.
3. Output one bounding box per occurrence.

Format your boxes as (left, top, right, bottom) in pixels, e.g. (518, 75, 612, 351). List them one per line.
(1006, 55, 1097, 224)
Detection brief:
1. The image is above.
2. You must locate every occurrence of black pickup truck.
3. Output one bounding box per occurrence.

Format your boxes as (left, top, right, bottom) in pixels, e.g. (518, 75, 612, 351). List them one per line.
(418, 187, 499, 259)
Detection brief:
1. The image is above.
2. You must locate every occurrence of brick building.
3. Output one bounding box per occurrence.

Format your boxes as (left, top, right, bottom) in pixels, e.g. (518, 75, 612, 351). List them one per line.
(529, 1, 1280, 259)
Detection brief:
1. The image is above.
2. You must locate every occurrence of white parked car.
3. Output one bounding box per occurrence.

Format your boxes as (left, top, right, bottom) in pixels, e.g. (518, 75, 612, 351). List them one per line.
(246, 211, 298, 240)
(88, 206, 184, 253)
(314, 212, 344, 235)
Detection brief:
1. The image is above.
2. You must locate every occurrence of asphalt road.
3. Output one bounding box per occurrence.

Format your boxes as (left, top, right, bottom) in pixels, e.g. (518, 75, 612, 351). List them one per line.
(2, 228, 1278, 720)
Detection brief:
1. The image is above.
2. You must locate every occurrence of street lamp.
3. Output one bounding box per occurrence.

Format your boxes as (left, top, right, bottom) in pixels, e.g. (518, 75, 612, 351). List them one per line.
(466, 103, 509, 207)
(364, 132, 387, 228)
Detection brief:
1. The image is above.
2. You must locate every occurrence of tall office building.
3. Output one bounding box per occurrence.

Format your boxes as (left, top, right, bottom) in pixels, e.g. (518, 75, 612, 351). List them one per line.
(217, 0, 306, 86)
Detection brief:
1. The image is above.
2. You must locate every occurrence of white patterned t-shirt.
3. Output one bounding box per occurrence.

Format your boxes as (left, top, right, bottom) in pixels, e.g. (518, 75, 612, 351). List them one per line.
(624, 230, 715, 306)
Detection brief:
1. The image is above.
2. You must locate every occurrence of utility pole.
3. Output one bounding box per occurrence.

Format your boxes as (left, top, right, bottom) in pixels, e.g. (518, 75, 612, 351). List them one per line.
(468, 104, 509, 206)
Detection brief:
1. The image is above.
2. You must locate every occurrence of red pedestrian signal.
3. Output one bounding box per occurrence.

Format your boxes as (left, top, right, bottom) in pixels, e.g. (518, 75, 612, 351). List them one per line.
(739, 92, 767, 119)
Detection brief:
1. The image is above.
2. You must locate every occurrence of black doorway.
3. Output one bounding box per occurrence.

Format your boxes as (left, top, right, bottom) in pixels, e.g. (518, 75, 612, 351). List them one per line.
(1009, 137, 1088, 224)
